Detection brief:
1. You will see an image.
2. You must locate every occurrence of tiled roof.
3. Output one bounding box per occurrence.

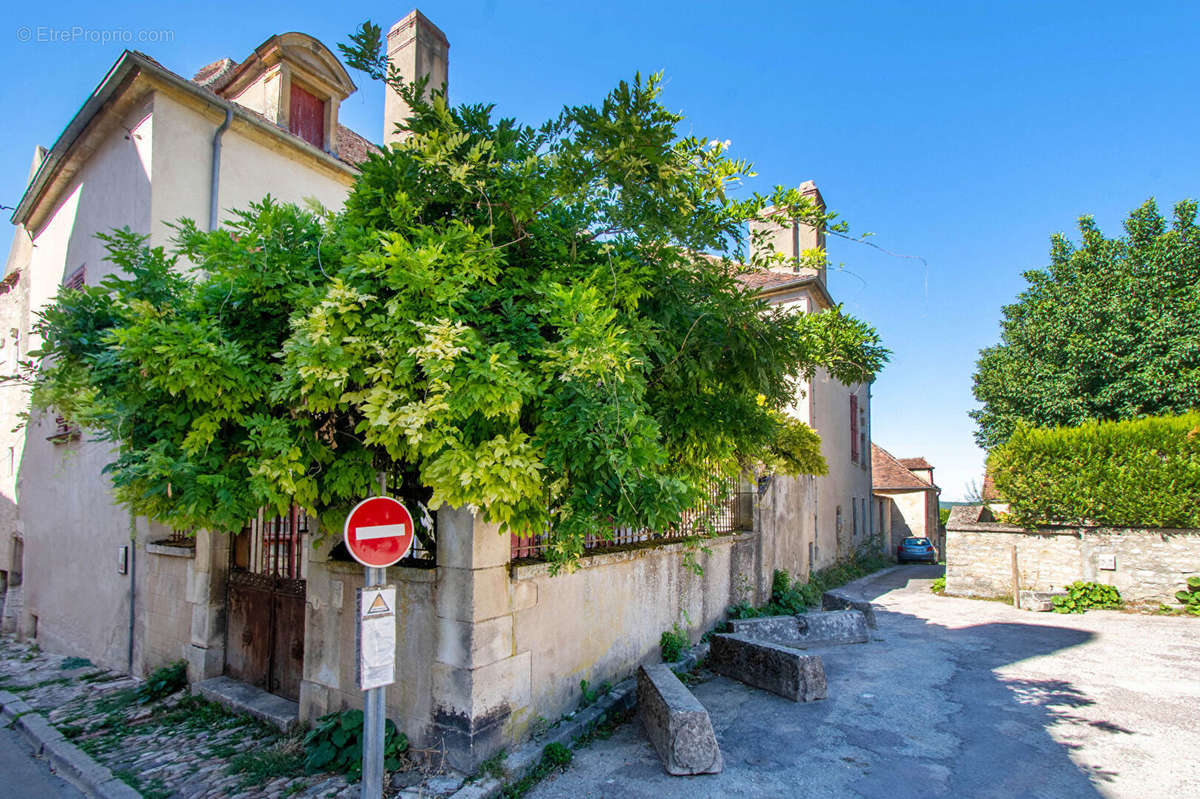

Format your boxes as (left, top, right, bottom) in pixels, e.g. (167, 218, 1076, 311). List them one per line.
(734, 271, 813, 291)
(981, 473, 999, 501)
(872, 443, 935, 490)
(897, 456, 933, 470)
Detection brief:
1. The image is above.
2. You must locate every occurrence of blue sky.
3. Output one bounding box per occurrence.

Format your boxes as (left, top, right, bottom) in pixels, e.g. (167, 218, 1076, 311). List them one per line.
(4, 1, 1198, 499)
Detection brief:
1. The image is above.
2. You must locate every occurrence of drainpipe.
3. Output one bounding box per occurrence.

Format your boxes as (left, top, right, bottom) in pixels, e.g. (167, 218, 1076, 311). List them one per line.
(209, 108, 233, 231)
(128, 513, 137, 674)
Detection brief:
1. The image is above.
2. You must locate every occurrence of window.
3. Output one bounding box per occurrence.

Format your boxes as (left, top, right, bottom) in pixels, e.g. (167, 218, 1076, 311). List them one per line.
(849, 394, 859, 463)
(289, 82, 326, 150)
(64, 265, 85, 290)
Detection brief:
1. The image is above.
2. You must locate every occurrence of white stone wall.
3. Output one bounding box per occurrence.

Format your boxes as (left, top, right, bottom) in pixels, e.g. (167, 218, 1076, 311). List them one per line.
(946, 513, 1200, 604)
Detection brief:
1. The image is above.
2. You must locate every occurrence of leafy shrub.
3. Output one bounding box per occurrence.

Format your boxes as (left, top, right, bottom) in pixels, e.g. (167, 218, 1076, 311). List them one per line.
(930, 577, 945, 593)
(578, 679, 611, 708)
(659, 624, 689, 662)
(726, 559, 889, 620)
(303, 709, 408, 779)
(1051, 581, 1122, 613)
(136, 661, 187, 703)
(1174, 576, 1200, 615)
(988, 412, 1200, 528)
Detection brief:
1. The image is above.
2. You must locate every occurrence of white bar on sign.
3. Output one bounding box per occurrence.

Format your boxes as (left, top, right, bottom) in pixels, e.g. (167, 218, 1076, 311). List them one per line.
(356, 523, 407, 541)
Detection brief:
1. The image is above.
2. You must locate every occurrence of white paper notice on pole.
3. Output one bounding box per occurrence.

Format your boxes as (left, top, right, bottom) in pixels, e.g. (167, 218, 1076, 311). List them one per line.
(359, 585, 396, 690)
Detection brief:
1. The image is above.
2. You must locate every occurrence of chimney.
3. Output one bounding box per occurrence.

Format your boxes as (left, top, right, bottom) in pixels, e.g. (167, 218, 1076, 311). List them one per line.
(383, 9, 449, 145)
(747, 181, 827, 283)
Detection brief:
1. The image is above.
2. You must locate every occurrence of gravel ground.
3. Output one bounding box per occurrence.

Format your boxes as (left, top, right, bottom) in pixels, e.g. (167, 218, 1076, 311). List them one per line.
(526, 565, 1200, 799)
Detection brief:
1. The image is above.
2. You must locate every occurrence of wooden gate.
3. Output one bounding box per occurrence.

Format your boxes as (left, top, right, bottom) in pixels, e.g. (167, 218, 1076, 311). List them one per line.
(225, 507, 307, 701)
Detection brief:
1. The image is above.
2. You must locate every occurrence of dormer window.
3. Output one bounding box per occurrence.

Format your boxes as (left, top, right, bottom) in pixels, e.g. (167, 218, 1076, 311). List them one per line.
(289, 82, 326, 149)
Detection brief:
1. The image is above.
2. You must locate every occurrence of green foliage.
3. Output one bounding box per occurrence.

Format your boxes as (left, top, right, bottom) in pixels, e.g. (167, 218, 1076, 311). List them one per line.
(659, 623, 689, 662)
(972, 199, 1200, 449)
(987, 412, 1200, 527)
(302, 709, 408, 780)
(1174, 576, 1200, 615)
(499, 742, 574, 799)
(60, 656, 93, 670)
(28, 34, 886, 570)
(938, 507, 951, 527)
(578, 679, 612, 708)
(930, 576, 946, 593)
(727, 558, 888, 618)
(136, 661, 186, 704)
(228, 742, 304, 785)
(1051, 581, 1122, 613)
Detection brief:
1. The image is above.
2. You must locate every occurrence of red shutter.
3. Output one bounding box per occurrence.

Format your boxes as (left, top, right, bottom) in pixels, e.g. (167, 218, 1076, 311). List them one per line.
(289, 83, 326, 149)
(850, 394, 859, 463)
(64, 265, 85, 290)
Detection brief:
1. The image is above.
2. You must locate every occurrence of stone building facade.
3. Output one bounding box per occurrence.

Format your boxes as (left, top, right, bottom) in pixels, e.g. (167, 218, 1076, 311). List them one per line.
(871, 443, 941, 556)
(0, 8, 882, 771)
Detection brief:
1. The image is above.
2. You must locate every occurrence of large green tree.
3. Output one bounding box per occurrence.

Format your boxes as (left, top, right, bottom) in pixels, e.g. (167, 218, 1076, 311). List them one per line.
(30, 28, 886, 568)
(972, 199, 1200, 449)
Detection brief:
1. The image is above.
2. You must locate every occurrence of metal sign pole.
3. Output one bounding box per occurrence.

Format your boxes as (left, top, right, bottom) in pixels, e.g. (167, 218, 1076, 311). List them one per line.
(362, 563, 386, 799)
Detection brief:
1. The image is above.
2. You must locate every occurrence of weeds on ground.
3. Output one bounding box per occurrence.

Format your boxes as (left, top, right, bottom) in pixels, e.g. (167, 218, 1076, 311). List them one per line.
(729, 556, 890, 620)
(500, 743, 573, 799)
(659, 623, 689, 662)
(931, 577, 946, 594)
(60, 656, 93, 670)
(1174, 576, 1200, 615)
(578, 679, 612, 709)
(303, 708, 408, 780)
(229, 736, 305, 787)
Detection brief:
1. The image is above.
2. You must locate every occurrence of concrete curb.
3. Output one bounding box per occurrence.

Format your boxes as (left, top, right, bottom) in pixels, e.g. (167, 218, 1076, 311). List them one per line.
(0, 689, 142, 799)
(449, 673, 642, 799)
(448, 642, 713, 799)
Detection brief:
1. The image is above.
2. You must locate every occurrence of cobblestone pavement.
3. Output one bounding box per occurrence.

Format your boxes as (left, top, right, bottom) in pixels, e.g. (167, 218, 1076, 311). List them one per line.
(0, 637, 456, 799)
(527, 565, 1200, 799)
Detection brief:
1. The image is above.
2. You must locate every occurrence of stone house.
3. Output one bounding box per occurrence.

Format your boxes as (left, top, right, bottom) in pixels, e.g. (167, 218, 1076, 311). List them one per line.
(0, 9, 879, 769)
(871, 444, 941, 556)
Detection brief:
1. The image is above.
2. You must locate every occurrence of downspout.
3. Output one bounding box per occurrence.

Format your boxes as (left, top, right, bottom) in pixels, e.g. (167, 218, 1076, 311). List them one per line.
(127, 513, 137, 674)
(209, 108, 233, 231)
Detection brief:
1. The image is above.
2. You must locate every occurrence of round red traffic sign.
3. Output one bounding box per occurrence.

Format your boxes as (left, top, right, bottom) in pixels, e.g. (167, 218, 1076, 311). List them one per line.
(343, 496, 415, 568)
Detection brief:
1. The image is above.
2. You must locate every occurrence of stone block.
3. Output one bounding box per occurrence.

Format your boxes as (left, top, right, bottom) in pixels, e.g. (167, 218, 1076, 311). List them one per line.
(636, 664, 722, 775)
(728, 609, 868, 648)
(42, 736, 115, 790)
(708, 634, 826, 702)
(1019, 590, 1058, 612)
(196, 675, 299, 731)
(436, 565, 511, 623)
(436, 506, 510, 571)
(16, 712, 65, 753)
(821, 590, 877, 628)
(435, 614, 514, 670)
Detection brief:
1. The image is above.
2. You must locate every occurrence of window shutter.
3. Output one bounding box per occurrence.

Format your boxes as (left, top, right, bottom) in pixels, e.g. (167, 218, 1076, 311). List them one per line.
(64, 265, 85, 290)
(289, 82, 326, 150)
(849, 394, 859, 462)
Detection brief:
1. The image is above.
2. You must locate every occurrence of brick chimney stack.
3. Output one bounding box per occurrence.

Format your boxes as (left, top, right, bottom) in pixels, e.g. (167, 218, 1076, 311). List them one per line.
(383, 9, 449, 146)
(747, 181, 827, 283)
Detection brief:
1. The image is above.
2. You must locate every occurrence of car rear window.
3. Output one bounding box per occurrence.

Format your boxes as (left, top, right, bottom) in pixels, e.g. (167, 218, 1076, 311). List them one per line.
(904, 538, 930, 546)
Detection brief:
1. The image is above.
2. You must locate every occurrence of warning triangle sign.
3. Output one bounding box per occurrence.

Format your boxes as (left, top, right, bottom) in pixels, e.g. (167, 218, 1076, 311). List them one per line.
(368, 593, 390, 615)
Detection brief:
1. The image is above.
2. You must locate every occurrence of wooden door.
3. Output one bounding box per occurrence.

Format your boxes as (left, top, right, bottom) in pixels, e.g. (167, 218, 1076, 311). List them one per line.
(225, 507, 307, 701)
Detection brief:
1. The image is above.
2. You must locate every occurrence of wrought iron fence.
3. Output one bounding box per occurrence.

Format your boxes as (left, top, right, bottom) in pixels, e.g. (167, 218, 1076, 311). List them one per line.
(384, 471, 437, 567)
(510, 475, 754, 561)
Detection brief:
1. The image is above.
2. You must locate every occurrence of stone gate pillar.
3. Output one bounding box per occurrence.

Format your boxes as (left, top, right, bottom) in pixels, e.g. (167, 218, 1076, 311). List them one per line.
(432, 507, 530, 771)
(185, 529, 228, 681)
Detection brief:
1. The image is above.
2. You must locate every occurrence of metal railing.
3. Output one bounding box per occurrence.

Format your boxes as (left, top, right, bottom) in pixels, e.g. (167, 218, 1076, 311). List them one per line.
(510, 475, 754, 561)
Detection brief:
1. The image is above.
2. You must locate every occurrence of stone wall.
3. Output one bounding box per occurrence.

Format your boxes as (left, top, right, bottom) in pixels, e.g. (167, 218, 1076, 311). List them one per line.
(139, 526, 195, 673)
(945, 505, 1200, 603)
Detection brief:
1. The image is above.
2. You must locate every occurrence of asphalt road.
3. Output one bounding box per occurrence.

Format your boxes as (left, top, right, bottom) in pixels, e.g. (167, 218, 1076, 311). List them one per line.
(528, 565, 1200, 799)
(0, 723, 84, 799)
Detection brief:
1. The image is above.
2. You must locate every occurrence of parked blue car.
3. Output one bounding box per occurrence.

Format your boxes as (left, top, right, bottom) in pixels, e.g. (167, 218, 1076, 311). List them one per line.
(897, 536, 937, 564)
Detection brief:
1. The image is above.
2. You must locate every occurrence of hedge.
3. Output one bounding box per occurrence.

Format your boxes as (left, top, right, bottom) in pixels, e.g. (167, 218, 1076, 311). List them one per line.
(987, 412, 1200, 528)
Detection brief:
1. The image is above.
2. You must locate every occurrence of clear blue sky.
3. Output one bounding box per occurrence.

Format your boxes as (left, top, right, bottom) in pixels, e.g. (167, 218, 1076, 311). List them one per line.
(4, 1, 1198, 499)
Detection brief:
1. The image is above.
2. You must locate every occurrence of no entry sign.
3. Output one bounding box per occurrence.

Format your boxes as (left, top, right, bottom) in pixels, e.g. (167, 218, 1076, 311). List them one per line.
(343, 496, 415, 568)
